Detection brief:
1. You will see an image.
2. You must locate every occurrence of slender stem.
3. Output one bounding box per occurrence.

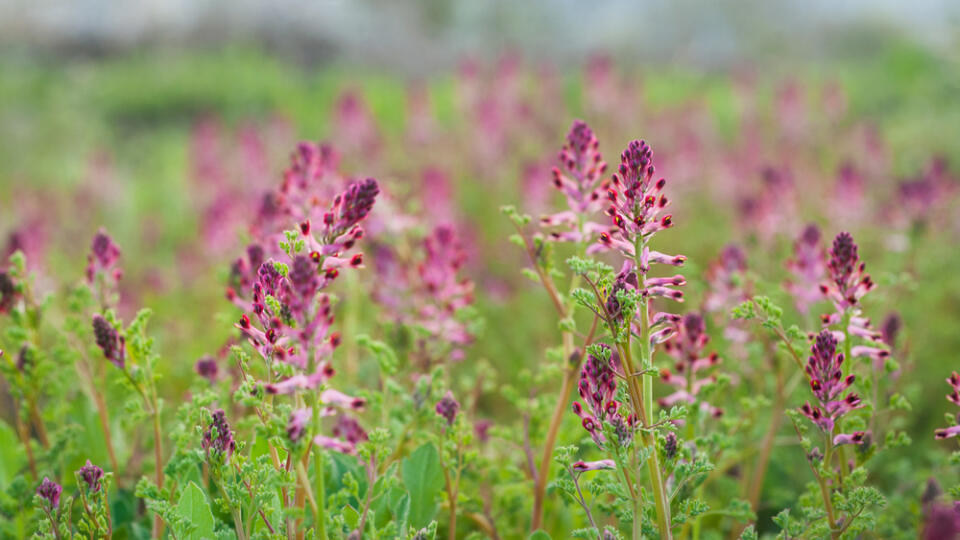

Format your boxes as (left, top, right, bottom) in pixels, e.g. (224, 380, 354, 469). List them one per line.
(43, 506, 62, 540)
(92, 370, 121, 475)
(295, 460, 319, 522)
(314, 448, 328, 539)
(151, 403, 164, 539)
(15, 406, 38, 479)
(568, 469, 602, 540)
(533, 315, 600, 527)
(632, 237, 673, 540)
(28, 398, 50, 449)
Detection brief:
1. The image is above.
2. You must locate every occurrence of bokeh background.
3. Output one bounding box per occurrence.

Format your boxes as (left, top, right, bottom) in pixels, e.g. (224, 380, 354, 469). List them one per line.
(2, 1, 960, 533)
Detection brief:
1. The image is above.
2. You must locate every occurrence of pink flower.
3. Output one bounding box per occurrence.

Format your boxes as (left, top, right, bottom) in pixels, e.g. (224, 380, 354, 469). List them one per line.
(92, 315, 125, 369)
(821, 232, 875, 311)
(287, 409, 311, 442)
(935, 372, 960, 440)
(659, 313, 723, 418)
(571, 460, 616, 473)
(540, 120, 610, 244)
(36, 477, 61, 507)
(78, 460, 105, 492)
(784, 225, 827, 315)
(194, 355, 218, 383)
(798, 331, 863, 442)
(436, 391, 460, 426)
(202, 409, 236, 460)
(572, 346, 637, 450)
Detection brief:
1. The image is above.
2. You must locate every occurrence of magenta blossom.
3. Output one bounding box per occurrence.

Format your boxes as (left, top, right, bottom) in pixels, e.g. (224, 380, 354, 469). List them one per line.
(194, 355, 218, 383)
(436, 391, 460, 426)
(572, 346, 637, 449)
(571, 459, 616, 473)
(78, 460, 105, 492)
(819, 232, 889, 366)
(798, 331, 865, 446)
(784, 225, 827, 315)
(935, 372, 960, 440)
(820, 232, 875, 312)
(202, 409, 236, 460)
(92, 315, 125, 369)
(659, 313, 723, 418)
(37, 477, 62, 507)
(540, 120, 610, 244)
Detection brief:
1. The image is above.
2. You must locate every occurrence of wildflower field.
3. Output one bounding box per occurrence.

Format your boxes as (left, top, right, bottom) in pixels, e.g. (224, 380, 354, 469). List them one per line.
(2, 44, 960, 539)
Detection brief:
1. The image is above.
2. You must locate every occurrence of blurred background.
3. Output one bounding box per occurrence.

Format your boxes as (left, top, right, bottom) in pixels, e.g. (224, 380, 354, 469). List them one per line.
(2, 2, 960, 531)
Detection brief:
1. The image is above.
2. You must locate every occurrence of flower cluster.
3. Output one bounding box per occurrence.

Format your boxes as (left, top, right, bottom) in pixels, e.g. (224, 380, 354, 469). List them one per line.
(594, 140, 687, 338)
(203, 409, 236, 460)
(659, 313, 723, 418)
(230, 142, 379, 454)
(784, 224, 827, 315)
(85, 229, 122, 285)
(798, 331, 865, 446)
(92, 314, 125, 369)
(597, 139, 678, 258)
(934, 372, 960, 440)
(36, 477, 62, 508)
(821, 232, 875, 312)
(703, 244, 749, 314)
(540, 120, 610, 244)
(417, 226, 475, 360)
(78, 460, 105, 492)
(435, 391, 460, 426)
(572, 347, 636, 449)
(0, 270, 16, 314)
(819, 232, 889, 365)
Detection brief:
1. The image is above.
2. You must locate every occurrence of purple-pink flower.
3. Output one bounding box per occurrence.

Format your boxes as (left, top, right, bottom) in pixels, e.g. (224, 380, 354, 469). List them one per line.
(798, 331, 865, 445)
(571, 459, 616, 473)
(572, 346, 636, 449)
(92, 315, 125, 369)
(37, 477, 62, 507)
(435, 391, 460, 426)
(78, 460, 105, 492)
(86, 228, 122, 286)
(195, 355, 219, 383)
(784, 225, 827, 315)
(935, 372, 960, 440)
(820, 232, 875, 311)
(540, 120, 610, 244)
(203, 409, 236, 460)
(659, 313, 723, 418)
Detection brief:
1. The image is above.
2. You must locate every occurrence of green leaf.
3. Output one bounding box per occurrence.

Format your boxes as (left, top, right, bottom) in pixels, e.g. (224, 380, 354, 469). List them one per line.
(401, 443, 445, 528)
(176, 482, 215, 540)
(0, 421, 25, 486)
(527, 531, 552, 540)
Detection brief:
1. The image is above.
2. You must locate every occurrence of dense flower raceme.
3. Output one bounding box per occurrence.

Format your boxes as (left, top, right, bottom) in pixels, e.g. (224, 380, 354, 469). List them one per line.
(370, 224, 476, 363)
(934, 372, 960, 440)
(85, 228, 122, 287)
(78, 460, 105, 492)
(539, 120, 611, 244)
(203, 409, 237, 460)
(799, 331, 866, 446)
(784, 224, 828, 315)
(36, 477, 62, 508)
(572, 346, 637, 450)
(435, 391, 461, 426)
(703, 244, 749, 315)
(819, 232, 889, 365)
(594, 138, 687, 341)
(231, 142, 379, 454)
(659, 313, 723, 418)
(92, 314, 125, 369)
